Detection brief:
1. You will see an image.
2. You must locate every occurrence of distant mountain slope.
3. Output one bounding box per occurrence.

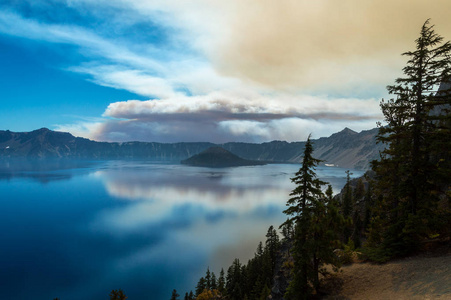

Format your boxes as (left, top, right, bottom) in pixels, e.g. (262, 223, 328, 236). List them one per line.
(312, 127, 383, 170)
(181, 147, 266, 168)
(0, 127, 385, 170)
(0, 128, 215, 160)
(222, 128, 384, 170)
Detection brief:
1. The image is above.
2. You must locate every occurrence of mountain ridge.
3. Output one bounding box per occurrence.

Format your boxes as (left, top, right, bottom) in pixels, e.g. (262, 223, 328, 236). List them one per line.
(0, 127, 385, 170)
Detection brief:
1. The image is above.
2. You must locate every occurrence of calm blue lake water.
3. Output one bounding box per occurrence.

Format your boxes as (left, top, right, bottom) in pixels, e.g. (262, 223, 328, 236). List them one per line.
(0, 159, 363, 300)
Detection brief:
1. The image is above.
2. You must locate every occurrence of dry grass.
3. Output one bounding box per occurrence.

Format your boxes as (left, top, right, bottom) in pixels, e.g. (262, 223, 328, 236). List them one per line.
(322, 245, 451, 300)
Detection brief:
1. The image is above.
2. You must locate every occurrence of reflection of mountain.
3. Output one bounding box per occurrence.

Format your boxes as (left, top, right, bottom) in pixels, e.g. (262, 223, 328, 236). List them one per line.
(99, 164, 292, 204)
(0, 127, 384, 169)
(0, 172, 72, 184)
(0, 158, 94, 183)
(181, 147, 266, 168)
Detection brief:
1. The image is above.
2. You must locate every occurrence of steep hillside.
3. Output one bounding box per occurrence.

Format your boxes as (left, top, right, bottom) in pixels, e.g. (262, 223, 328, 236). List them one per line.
(0, 127, 385, 170)
(313, 128, 383, 170)
(223, 127, 384, 169)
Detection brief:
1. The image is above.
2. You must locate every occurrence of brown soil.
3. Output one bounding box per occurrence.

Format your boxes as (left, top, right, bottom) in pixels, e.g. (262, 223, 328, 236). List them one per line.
(324, 246, 451, 300)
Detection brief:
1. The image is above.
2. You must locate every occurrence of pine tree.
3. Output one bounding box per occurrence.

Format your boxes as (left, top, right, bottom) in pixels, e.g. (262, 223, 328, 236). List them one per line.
(363, 179, 373, 232)
(280, 218, 294, 241)
(325, 185, 334, 203)
(256, 241, 264, 257)
(352, 209, 362, 249)
(342, 170, 353, 243)
(109, 289, 127, 300)
(342, 170, 353, 218)
(196, 277, 207, 297)
(170, 289, 180, 300)
(351, 178, 364, 248)
(265, 225, 280, 277)
(282, 136, 344, 299)
(217, 268, 226, 296)
(205, 268, 212, 290)
(354, 178, 365, 201)
(210, 271, 217, 291)
(246, 242, 267, 300)
(258, 284, 271, 300)
(240, 264, 249, 299)
(226, 259, 243, 300)
(371, 19, 451, 258)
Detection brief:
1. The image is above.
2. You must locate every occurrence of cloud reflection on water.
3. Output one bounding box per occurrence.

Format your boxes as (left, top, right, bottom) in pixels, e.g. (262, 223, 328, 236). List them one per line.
(89, 163, 295, 293)
(92, 164, 291, 226)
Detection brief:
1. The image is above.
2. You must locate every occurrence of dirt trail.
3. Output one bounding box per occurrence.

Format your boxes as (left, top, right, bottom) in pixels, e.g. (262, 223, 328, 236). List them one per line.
(326, 249, 451, 300)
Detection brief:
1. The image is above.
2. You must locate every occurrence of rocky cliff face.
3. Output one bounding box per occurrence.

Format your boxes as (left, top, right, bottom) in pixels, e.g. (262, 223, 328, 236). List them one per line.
(0, 127, 385, 170)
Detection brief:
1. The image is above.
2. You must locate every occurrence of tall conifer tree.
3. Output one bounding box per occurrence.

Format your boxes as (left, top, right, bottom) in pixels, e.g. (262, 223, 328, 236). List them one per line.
(282, 136, 343, 299)
(217, 268, 226, 296)
(170, 289, 180, 300)
(371, 19, 451, 257)
(342, 170, 354, 243)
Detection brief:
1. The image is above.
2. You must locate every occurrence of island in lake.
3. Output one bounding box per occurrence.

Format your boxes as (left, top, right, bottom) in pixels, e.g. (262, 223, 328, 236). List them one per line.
(181, 147, 266, 168)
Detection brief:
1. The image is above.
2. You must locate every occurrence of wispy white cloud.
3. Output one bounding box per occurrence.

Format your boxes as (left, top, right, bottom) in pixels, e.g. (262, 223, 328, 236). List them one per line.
(71, 65, 180, 98)
(0, 11, 162, 69)
(0, 8, 243, 99)
(0, 9, 199, 96)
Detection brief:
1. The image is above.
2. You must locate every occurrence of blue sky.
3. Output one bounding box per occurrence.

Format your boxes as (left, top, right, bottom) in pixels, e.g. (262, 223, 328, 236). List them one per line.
(0, 34, 144, 129)
(1, 0, 450, 143)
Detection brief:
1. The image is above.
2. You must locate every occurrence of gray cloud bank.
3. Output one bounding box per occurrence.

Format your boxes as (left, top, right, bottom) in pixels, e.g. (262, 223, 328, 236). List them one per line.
(57, 92, 380, 143)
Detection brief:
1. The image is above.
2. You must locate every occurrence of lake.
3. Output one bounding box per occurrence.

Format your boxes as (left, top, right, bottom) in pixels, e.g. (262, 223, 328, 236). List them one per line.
(0, 159, 364, 299)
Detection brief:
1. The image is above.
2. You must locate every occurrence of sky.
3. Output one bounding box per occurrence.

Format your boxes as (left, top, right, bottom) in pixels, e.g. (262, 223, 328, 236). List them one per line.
(1, 0, 451, 143)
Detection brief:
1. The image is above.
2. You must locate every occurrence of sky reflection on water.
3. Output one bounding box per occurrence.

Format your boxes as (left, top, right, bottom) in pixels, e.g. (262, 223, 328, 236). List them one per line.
(0, 160, 363, 299)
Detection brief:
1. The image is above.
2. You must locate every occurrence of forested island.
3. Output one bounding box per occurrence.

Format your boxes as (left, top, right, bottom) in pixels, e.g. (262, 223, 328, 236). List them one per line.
(181, 147, 266, 167)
